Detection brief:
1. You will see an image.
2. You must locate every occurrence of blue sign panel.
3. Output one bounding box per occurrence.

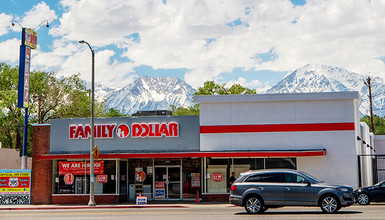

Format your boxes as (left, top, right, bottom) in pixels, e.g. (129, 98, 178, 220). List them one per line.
(17, 45, 31, 108)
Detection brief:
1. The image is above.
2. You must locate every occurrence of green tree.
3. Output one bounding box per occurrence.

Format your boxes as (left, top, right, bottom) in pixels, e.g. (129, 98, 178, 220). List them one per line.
(0, 63, 109, 155)
(169, 104, 200, 116)
(360, 115, 385, 135)
(195, 81, 256, 95)
(0, 63, 24, 150)
(228, 84, 256, 95)
(195, 81, 228, 95)
(102, 108, 129, 117)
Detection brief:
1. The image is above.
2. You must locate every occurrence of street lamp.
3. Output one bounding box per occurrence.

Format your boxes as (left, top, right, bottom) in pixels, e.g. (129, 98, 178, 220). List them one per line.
(79, 40, 96, 206)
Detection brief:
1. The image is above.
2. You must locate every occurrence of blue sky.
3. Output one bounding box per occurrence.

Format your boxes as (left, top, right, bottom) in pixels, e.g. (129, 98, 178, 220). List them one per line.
(1, 0, 385, 90)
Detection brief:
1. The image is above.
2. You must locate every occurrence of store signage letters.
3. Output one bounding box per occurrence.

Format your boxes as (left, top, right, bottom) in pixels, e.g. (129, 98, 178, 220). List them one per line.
(69, 122, 179, 139)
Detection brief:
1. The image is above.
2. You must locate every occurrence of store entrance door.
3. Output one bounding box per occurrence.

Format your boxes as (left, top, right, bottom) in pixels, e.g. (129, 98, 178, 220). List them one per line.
(154, 166, 181, 200)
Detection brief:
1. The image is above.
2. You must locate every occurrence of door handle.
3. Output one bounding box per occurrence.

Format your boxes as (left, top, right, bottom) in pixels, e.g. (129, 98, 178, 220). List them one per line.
(285, 187, 290, 191)
(259, 187, 264, 190)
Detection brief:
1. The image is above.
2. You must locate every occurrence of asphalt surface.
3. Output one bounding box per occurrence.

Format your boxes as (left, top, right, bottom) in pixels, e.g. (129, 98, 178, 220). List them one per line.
(1, 202, 385, 220)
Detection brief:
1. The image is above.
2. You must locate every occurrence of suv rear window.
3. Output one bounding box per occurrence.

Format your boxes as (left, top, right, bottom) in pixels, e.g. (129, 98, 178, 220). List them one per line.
(244, 173, 284, 183)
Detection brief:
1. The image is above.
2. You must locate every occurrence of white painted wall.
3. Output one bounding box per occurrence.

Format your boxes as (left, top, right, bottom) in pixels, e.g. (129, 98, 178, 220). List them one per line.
(195, 92, 362, 188)
(374, 135, 385, 154)
(0, 148, 32, 169)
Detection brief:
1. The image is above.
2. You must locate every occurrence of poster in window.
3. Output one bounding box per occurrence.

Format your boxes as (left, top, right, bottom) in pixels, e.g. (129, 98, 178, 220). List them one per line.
(97, 175, 108, 183)
(212, 173, 223, 182)
(64, 173, 74, 185)
(154, 182, 165, 199)
(191, 173, 200, 187)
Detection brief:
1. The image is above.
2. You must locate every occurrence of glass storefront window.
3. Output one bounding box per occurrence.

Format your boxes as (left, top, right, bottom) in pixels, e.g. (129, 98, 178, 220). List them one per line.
(205, 158, 230, 193)
(120, 160, 127, 195)
(204, 157, 297, 193)
(265, 158, 296, 169)
(182, 158, 201, 199)
(53, 159, 117, 194)
(127, 159, 153, 200)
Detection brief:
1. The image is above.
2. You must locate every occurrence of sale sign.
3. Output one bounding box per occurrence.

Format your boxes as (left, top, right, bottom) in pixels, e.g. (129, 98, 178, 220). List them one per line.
(212, 173, 223, 182)
(64, 173, 74, 185)
(0, 170, 31, 195)
(59, 161, 104, 175)
(97, 175, 108, 183)
(154, 182, 165, 199)
(135, 171, 146, 182)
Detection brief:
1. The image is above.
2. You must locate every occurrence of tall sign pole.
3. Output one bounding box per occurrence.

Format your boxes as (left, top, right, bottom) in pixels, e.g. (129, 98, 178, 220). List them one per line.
(14, 21, 48, 169)
(17, 28, 36, 169)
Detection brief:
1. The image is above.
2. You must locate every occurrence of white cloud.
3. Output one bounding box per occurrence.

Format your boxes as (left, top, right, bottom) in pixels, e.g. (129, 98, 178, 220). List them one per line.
(225, 77, 263, 89)
(7, 0, 385, 89)
(20, 2, 57, 30)
(0, 13, 13, 36)
(0, 38, 20, 63)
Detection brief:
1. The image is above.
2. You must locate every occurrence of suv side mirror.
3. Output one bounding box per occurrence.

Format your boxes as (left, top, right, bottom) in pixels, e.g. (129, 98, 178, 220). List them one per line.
(303, 179, 311, 186)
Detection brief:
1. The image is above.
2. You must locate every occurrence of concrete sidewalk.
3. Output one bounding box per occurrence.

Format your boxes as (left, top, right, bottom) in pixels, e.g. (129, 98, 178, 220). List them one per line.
(0, 201, 230, 210)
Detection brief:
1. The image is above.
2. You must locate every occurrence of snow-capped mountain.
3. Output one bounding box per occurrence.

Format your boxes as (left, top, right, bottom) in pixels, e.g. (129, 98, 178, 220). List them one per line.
(104, 75, 197, 114)
(266, 64, 385, 116)
(83, 81, 117, 102)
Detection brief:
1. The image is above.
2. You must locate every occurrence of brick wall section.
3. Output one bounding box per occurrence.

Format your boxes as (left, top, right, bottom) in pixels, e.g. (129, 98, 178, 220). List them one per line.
(31, 124, 52, 204)
(202, 193, 230, 202)
(52, 195, 119, 204)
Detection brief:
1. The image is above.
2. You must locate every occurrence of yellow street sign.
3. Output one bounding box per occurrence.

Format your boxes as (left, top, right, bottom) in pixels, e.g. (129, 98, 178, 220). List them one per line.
(93, 145, 100, 161)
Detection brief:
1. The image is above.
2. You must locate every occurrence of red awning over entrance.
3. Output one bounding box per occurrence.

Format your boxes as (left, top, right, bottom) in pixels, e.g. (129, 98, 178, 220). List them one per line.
(37, 149, 326, 160)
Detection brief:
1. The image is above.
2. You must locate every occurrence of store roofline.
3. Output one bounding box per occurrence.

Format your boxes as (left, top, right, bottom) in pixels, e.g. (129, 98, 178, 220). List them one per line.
(37, 149, 326, 160)
(193, 91, 360, 103)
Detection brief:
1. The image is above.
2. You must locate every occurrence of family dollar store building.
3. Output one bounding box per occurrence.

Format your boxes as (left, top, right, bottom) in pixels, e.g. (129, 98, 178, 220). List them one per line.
(31, 91, 375, 204)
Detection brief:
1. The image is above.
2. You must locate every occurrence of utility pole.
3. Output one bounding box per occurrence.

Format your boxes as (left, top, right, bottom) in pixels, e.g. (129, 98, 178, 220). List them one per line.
(364, 77, 374, 132)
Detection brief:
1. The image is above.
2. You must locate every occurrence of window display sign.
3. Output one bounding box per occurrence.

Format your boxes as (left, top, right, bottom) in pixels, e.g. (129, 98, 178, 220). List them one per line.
(147, 167, 153, 175)
(0, 169, 31, 205)
(212, 173, 223, 182)
(191, 173, 200, 187)
(154, 182, 165, 199)
(64, 173, 74, 185)
(136, 196, 147, 204)
(135, 171, 146, 182)
(97, 175, 107, 183)
(59, 161, 104, 175)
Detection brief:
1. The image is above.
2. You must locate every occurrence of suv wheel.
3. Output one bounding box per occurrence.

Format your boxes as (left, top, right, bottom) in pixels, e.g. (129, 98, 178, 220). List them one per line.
(244, 196, 265, 214)
(320, 195, 340, 213)
(357, 193, 370, 205)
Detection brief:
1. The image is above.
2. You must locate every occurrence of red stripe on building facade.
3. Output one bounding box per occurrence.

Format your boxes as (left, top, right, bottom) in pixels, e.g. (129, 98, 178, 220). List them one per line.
(200, 122, 355, 134)
(37, 150, 326, 160)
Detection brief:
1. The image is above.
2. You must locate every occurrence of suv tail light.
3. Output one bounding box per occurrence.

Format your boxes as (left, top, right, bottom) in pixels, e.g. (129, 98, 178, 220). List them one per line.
(231, 185, 237, 191)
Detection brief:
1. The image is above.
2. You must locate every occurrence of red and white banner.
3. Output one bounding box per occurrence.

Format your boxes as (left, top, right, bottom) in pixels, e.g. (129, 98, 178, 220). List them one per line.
(97, 175, 108, 183)
(59, 161, 104, 175)
(212, 173, 223, 182)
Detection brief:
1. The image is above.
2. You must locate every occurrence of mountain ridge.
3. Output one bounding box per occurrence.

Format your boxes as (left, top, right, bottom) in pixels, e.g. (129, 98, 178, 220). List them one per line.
(97, 64, 385, 117)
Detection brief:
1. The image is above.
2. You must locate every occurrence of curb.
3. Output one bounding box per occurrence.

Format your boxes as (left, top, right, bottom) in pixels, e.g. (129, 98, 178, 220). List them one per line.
(0, 205, 188, 211)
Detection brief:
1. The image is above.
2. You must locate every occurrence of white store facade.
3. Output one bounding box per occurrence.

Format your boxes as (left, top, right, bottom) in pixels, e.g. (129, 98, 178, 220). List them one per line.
(194, 91, 375, 189)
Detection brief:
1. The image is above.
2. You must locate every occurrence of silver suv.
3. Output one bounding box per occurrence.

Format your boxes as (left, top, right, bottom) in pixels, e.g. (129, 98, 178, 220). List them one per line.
(229, 169, 354, 214)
